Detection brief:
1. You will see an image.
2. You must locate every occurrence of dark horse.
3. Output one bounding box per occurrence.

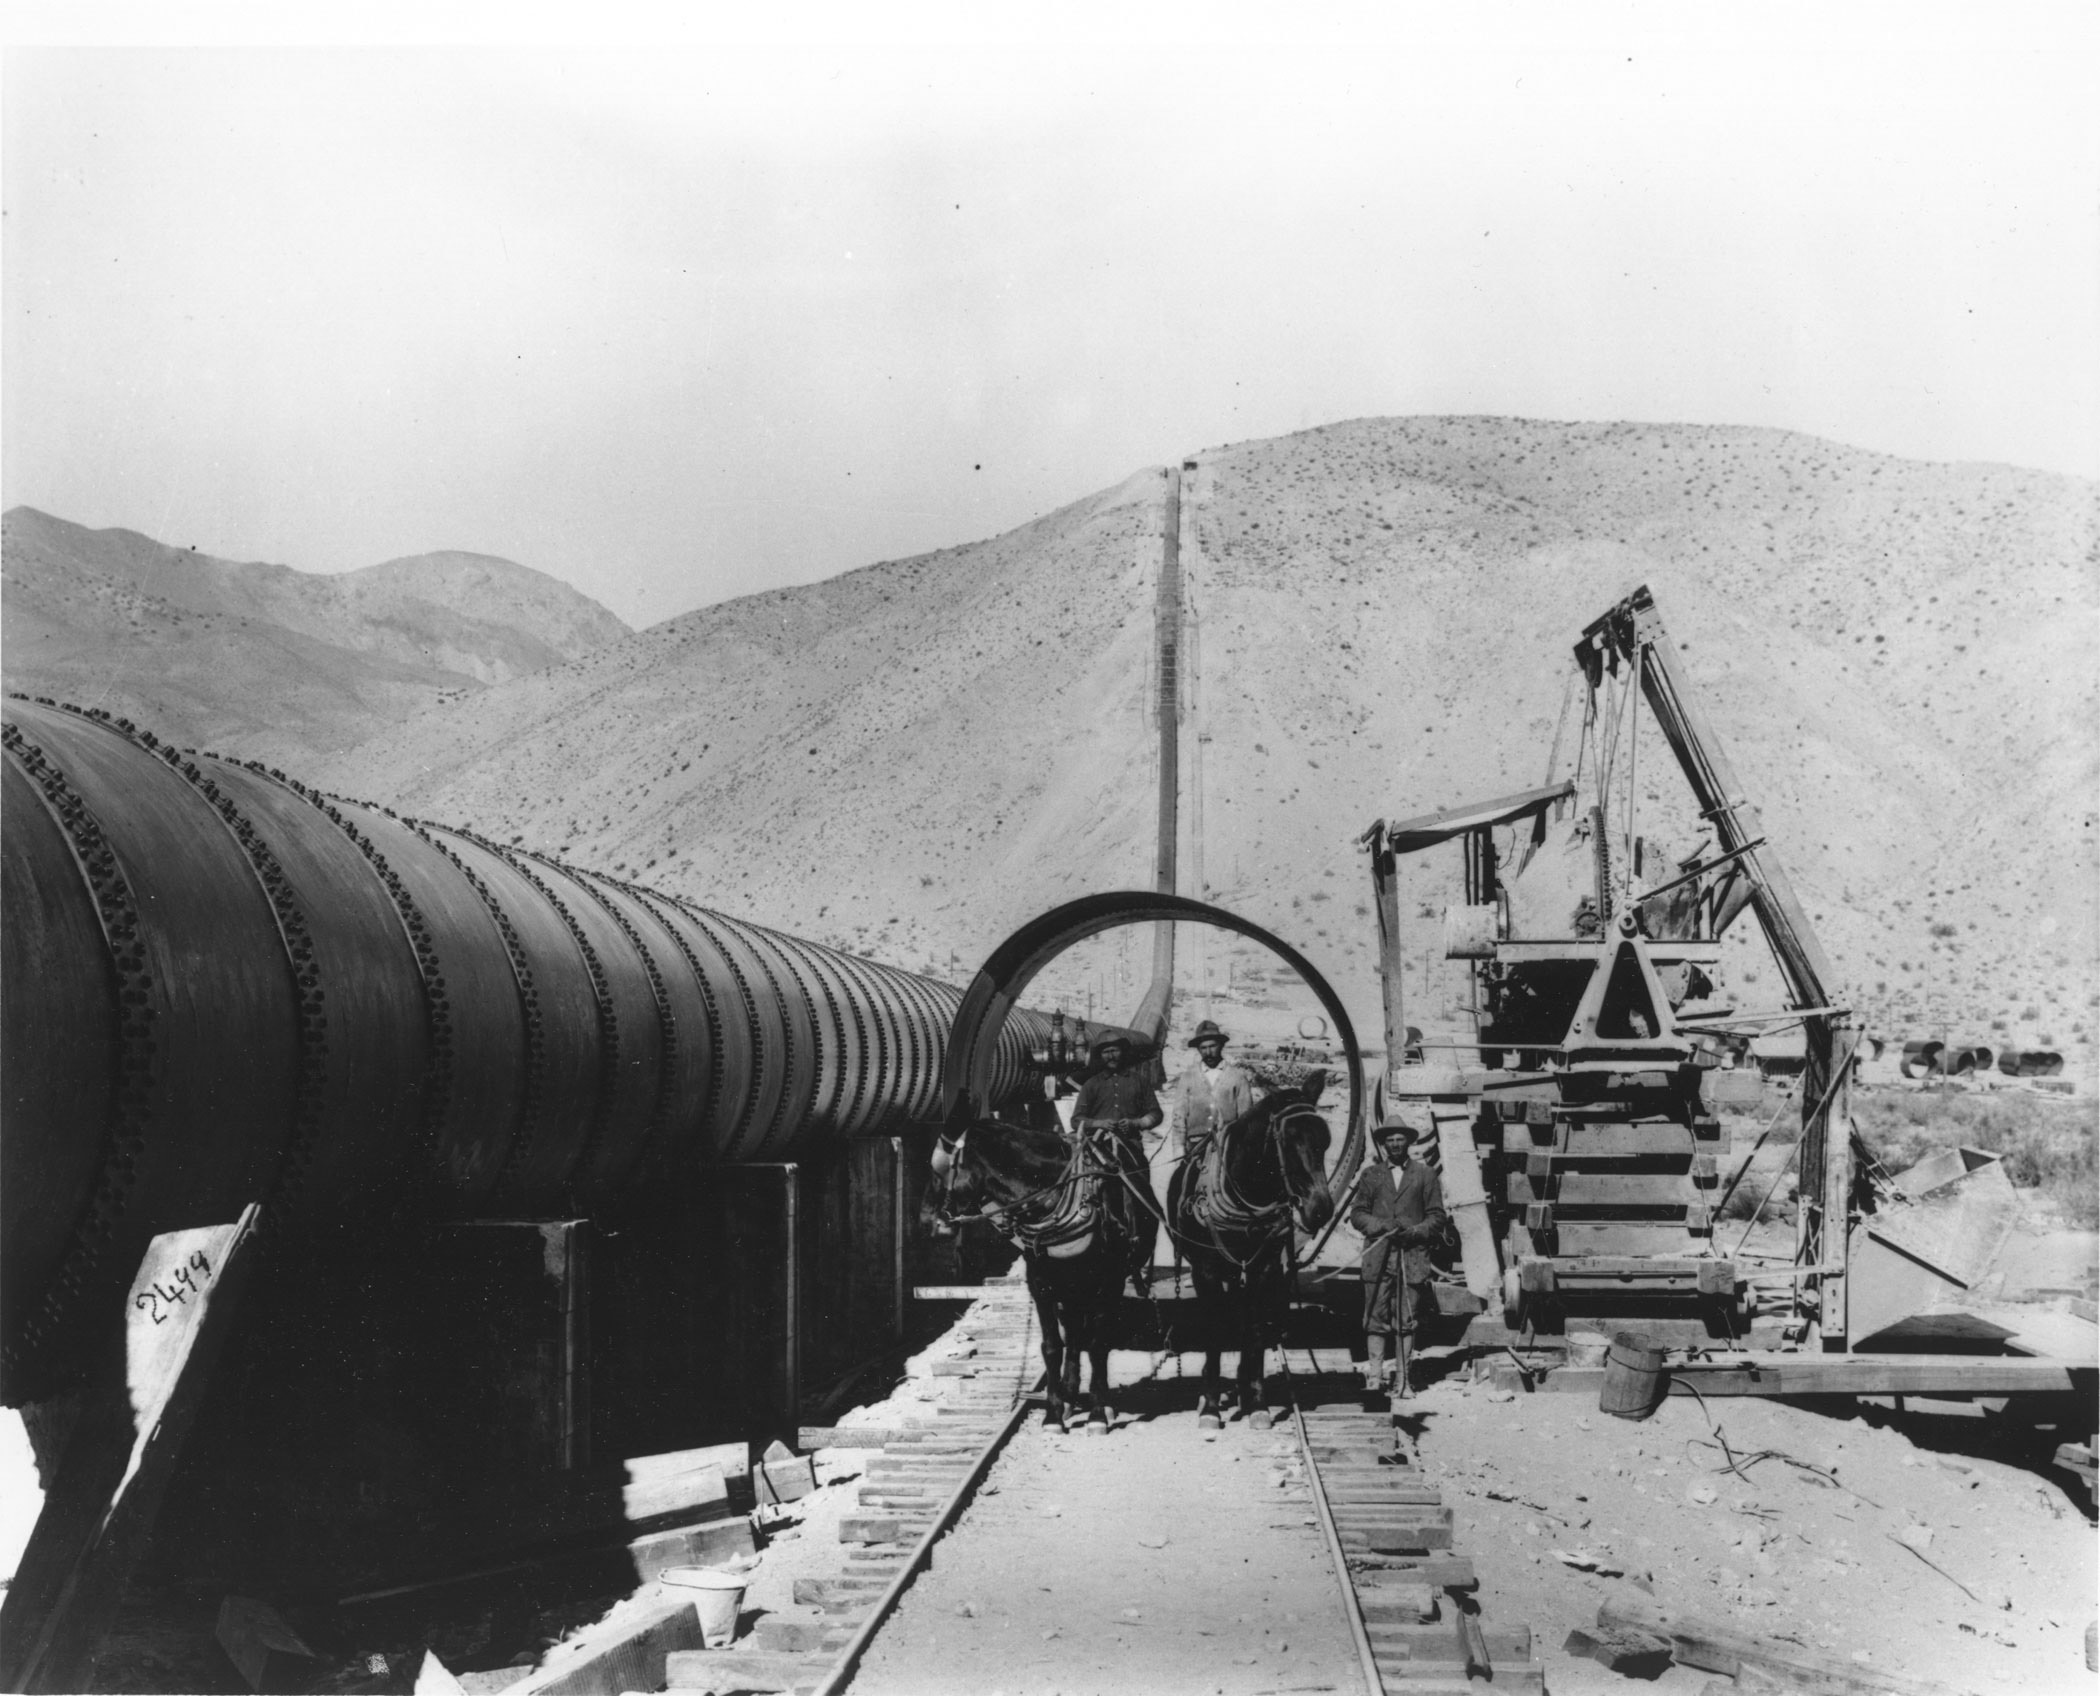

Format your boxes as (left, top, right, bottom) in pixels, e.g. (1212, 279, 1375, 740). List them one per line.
(1167, 1076, 1335, 1429)
(928, 1118, 1155, 1433)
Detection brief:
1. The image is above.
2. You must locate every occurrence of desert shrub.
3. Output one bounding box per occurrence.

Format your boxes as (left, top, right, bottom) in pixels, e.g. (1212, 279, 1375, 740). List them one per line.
(1719, 1164, 1796, 1225)
(1718, 1171, 1770, 1222)
(1853, 1089, 2098, 1229)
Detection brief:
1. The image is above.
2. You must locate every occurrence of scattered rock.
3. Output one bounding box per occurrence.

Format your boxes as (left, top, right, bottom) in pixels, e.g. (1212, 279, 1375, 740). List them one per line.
(1688, 1483, 1718, 1506)
(1891, 1523, 1935, 1554)
(1137, 1533, 1168, 1549)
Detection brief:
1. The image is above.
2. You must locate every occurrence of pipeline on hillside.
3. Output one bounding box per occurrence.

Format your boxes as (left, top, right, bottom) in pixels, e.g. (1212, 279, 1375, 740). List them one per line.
(1, 695, 1101, 1401)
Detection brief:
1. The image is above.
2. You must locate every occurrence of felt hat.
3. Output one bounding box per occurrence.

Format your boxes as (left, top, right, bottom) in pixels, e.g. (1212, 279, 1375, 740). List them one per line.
(1186, 1019, 1230, 1048)
(1374, 1121, 1420, 1146)
(1088, 1034, 1131, 1063)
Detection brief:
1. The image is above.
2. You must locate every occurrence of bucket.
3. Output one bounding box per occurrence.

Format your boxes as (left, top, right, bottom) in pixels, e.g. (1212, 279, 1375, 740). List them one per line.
(662, 1566, 747, 1647)
(1599, 1332, 1667, 1421)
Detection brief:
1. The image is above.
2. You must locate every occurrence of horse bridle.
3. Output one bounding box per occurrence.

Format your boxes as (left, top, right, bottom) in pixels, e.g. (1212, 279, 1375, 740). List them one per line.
(931, 1125, 1114, 1245)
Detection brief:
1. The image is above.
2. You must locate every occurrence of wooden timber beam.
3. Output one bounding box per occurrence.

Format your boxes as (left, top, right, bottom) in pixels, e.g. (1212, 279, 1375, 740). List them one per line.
(1581, 586, 1856, 1346)
(1508, 1355, 2092, 1398)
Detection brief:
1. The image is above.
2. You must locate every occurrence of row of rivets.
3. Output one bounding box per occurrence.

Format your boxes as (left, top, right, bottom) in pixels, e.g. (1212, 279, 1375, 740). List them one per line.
(0, 713, 160, 1389)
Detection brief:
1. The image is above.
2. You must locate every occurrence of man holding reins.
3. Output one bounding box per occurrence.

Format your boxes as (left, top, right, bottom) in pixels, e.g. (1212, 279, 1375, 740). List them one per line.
(1350, 1121, 1448, 1403)
(1068, 1035, 1164, 1296)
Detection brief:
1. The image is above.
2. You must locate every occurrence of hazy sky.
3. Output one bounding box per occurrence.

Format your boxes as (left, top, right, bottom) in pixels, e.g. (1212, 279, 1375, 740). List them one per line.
(4, 9, 2095, 628)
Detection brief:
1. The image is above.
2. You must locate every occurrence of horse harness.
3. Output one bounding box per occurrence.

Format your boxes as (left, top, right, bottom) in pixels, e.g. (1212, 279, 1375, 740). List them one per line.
(1175, 1100, 1322, 1271)
(934, 1125, 1146, 1256)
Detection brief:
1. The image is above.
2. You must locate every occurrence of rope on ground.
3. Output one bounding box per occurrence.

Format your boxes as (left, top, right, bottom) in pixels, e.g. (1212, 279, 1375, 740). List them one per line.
(1672, 1378, 1881, 1508)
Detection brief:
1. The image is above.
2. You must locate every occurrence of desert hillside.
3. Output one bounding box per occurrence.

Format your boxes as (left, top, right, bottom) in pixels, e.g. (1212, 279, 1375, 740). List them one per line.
(0, 507, 630, 763)
(302, 418, 2097, 1073)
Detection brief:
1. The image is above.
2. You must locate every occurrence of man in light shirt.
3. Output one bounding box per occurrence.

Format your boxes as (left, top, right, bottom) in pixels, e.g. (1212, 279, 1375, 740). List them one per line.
(1170, 1019, 1257, 1160)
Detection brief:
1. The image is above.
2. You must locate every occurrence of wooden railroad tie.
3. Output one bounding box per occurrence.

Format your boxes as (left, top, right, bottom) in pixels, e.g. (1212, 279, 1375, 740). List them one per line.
(1300, 1404, 1547, 1692)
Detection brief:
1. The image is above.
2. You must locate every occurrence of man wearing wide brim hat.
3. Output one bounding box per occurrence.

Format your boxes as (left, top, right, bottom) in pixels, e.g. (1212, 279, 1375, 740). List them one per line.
(1170, 1019, 1257, 1161)
(1070, 1034, 1165, 1294)
(1349, 1120, 1447, 1403)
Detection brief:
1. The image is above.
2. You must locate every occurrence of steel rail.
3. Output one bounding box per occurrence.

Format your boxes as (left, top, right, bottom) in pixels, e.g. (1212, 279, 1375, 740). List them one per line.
(808, 1329, 1039, 1696)
(1291, 1404, 1385, 1696)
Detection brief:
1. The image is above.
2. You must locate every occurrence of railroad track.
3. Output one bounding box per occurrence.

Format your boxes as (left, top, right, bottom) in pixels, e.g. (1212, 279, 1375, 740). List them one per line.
(660, 1279, 1041, 1696)
(659, 1294, 1538, 1696)
(1298, 1402, 1544, 1694)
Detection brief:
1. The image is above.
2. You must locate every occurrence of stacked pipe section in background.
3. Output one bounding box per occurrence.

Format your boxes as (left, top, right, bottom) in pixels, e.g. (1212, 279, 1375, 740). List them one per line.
(1, 696, 1055, 1402)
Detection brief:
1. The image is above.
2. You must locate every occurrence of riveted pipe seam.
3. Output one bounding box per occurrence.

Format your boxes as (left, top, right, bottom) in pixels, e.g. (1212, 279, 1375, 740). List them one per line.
(2, 694, 1075, 1391)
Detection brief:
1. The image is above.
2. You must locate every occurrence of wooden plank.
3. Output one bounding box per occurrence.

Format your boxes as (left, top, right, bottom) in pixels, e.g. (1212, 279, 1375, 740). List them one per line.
(664, 1647, 824, 1693)
(1552, 1223, 1699, 1256)
(1500, 1122, 1709, 1156)
(755, 1441, 817, 1506)
(1328, 1505, 1454, 1526)
(622, 1466, 729, 1522)
(1563, 1625, 1674, 1677)
(625, 1519, 758, 1583)
(1507, 1174, 1692, 1207)
(0, 1210, 261, 1694)
(1522, 1358, 2087, 1397)
(1360, 1586, 1438, 1625)
(1555, 1255, 1711, 1276)
(838, 1515, 916, 1543)
(1341, 1525, 1455, 1552)
(1368, 1624, 1531, 1660)
(1352, 1555, 1477, 1588)
(627, 1441, 750, 1487)
(797, 1426, 908, 1450)
(1599, 1590, 1961, 1695)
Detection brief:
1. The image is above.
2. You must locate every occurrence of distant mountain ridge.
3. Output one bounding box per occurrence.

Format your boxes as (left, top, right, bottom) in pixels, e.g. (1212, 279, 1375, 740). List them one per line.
(6, 420, 2093, 1076)
(1, 507, 629, 761)
(302, 418, 2097, 1074)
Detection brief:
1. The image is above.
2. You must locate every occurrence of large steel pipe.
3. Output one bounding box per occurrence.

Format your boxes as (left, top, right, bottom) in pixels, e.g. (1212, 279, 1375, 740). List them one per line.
(0, 697, 1061, 1398)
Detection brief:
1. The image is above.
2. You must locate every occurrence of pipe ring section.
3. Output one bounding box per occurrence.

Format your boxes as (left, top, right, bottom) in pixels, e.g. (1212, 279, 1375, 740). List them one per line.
(3, 692, 1084, 1393)
(939, 891, 1367, 1174)
(2, 702, 298, 1393)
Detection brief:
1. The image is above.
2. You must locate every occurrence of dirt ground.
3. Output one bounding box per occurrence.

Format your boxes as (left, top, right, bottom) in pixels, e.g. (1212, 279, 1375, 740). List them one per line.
(1404, 1368, 2097, 1696)
(849, 1394, 1359, 1696)
(757, 1313, 2098, 1696)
